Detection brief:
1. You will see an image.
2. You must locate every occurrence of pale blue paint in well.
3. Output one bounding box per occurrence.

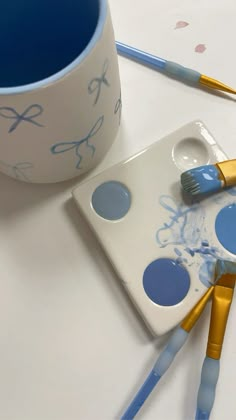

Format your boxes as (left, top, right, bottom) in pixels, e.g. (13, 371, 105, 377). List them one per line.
(92, 181, 131, 220)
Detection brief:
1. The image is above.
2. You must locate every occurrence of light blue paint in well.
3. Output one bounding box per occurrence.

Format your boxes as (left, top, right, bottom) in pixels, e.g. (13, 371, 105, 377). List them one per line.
(92, 181, 131, 220)
(143, 258, 190, 306)
(0, 0, 107, 93)
(215, 203, 236, 254)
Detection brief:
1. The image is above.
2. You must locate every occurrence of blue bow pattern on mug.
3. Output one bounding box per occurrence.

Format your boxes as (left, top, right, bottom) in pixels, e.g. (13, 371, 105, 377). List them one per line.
(51, 116, 104, 169)
(0, 161, 33, 181)
(0, 104, 44, 133)
(114, 91, 122, 125)
(88, 59, 110, 105)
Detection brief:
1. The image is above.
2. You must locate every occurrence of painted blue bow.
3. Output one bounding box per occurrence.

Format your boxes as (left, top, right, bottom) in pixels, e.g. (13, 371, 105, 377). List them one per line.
(114, 91, 122, 125)
(0, 161, 33, 181)
(51, 116, 104, 169)
(88, 60, 110, 105)
(0, 104, 44, 133)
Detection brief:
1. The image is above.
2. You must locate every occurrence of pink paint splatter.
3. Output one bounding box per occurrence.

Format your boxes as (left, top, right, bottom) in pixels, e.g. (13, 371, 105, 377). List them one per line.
(175, 21, 189, 29)
(195, 44, 206, 53)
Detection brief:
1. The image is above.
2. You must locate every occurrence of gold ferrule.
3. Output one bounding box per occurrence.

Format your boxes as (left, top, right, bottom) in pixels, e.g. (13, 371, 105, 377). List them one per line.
(200, 75, 236, 95)
(206, 276, 235, 359)
(215, 160, 236, 187)
(181, 286, 214, 333)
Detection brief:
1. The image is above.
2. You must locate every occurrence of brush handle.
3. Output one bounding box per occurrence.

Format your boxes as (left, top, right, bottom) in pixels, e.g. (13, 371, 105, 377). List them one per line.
(164, 61, 200, 83)
(195, 357, 220, 420)
(121, 328, 188, 419)
(116, 41, 201, 84)
(116, 41, 165, 70)
(153, 327, 188, 375)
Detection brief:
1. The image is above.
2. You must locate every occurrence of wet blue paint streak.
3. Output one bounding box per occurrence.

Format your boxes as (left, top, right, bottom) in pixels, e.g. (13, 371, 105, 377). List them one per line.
(155, 195, 224, 287)
(215, 203, 236, 254)
(156, 195, 204, 248)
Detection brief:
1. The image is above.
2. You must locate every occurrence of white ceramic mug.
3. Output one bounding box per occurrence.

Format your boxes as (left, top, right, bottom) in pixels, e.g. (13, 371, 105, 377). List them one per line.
(0, 0, 121, 183)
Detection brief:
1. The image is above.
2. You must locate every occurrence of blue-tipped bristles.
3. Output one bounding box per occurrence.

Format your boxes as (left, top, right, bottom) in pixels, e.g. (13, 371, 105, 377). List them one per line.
(181, 165, 223, 196)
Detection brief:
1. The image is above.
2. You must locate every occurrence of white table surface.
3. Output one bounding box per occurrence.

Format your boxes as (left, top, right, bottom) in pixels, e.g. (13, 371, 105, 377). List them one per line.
(1, 1, 236, 419)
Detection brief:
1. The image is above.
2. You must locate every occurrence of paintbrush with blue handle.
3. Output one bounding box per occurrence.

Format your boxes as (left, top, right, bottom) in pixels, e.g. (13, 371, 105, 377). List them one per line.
(121, 260, 236, 420)
(116, 41, 236, 96)
(181, 159, 236, 196)
(195, 260, 236, 420)
(121, 284, 214, 419)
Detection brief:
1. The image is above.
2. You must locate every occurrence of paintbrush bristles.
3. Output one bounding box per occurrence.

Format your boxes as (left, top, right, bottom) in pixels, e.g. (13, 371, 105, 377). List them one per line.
(181, 164, 224, 196)
(180, 171, 201, 195)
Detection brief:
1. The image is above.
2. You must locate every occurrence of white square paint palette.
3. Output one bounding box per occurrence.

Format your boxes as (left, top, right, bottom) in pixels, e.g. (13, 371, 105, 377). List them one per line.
(73, 121, 236, 335)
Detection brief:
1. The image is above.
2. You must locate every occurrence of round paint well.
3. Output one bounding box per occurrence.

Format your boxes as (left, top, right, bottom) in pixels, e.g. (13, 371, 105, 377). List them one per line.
(91, 181, 131, 220)
(172, 138, 210, 171)
(143, 258, 190, 306)
(215, 203, 236, 254)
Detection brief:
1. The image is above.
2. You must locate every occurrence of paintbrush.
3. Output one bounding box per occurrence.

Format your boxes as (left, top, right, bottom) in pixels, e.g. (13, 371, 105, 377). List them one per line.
(116, 41, 236, 96)
(121, 260, 236, 420)
(195, 259, 236, 420)
(121, 283, 215, 419)
(180, 159, 236, 196)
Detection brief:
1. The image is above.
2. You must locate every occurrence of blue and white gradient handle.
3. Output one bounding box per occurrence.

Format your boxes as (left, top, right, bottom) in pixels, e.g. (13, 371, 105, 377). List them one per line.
(121, 327, 188, 419)
(196, 357, 220, 420)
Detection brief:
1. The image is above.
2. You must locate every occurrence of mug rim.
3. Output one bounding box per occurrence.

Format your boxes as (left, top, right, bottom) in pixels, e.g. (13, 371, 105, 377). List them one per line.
(0, 0, 107, 96)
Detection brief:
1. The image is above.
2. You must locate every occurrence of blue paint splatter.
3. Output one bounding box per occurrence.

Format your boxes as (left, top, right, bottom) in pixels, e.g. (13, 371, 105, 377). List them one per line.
(155, 195, 224, 287)
(0, 104, 44, 133)
(174, 248, 182, 256)
(156, 195, 205, 248)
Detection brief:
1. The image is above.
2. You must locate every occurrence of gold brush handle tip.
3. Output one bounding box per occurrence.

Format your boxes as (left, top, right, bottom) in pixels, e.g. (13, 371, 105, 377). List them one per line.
(181, 286, 214, 333)
(207, 279, 235, 359)
(216, 159, 236, 187)
(200, 74, 236, 95)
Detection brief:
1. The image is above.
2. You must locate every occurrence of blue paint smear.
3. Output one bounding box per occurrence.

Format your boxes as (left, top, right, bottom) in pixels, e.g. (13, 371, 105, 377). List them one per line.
(155, 195, 225, 287)
(215, 203, 236, 255)
(156, 195, 205, 248)
(174, 248, 182, 256)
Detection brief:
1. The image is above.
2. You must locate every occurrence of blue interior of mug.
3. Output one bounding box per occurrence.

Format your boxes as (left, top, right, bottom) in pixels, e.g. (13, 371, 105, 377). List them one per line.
(0, 0, 105, 88)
